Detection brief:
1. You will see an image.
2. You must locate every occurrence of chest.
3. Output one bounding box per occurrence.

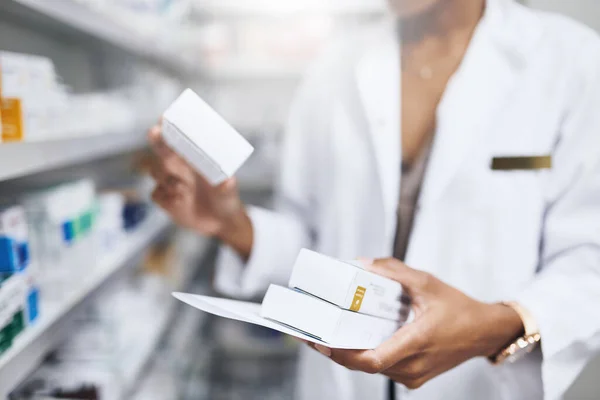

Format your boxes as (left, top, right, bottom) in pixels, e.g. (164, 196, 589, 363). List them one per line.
(400, 49, 468, 164)
(323, 62, 564, 264)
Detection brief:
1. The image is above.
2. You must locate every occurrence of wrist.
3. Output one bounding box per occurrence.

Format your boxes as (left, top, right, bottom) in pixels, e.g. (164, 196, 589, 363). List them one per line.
(476, 303, 525, 358)
(215, 208, 254, 261)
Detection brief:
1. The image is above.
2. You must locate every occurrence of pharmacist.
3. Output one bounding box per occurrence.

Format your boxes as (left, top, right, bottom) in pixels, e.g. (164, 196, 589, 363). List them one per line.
(148, 0, 600, 399)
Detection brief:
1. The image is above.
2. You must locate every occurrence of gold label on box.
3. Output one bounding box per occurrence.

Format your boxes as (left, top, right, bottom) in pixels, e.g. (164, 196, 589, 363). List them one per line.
(350, 286, 367, 312)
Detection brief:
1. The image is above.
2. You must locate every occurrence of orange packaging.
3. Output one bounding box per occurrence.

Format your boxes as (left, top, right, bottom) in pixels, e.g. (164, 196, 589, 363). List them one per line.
(0, 61, 2, 143)
(1, 98, 24, 142)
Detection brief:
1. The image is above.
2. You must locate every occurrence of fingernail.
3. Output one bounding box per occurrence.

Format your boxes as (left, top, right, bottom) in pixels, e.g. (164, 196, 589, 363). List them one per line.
(314, 344, 332, 357)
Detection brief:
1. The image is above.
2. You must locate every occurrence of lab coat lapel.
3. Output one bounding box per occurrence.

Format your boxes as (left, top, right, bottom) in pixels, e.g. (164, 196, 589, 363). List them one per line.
(419, 0, 533, 207)
(355, 22, 401, 241)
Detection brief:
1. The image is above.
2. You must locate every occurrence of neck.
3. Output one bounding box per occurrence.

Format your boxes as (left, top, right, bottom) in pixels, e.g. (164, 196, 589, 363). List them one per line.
(399, 0, 485, 45)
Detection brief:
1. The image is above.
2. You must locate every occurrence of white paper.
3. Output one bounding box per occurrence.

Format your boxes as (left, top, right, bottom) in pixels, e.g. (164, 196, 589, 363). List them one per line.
(172, 292, 371, 349)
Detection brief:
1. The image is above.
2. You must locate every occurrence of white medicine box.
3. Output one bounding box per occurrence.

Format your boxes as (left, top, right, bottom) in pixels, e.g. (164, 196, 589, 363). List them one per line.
(162, 89, 254, 185)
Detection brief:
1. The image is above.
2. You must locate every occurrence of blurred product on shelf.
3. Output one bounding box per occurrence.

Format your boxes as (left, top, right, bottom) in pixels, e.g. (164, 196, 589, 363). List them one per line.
(0, 274, 28, 355)
(122, 196, 149, 233)
(13, 357, 114, 399)
(0, 205, 40, 356)
(23, 180, 97, 300)
(10, 230, 211, 400)
(0, 51, 182, 145)
(0, 206, 30, 274)
(94, 193, 126, 254)
(0, 51, 66, 143)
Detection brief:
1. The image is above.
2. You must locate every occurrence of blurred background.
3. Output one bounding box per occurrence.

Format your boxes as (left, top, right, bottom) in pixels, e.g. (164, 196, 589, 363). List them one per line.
(0, 0, 597, 399)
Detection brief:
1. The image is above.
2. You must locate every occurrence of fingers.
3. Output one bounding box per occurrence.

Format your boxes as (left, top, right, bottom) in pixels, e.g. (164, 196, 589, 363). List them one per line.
(147, 146, 195, 192)
(151, 183, 186, 208)
(367, 258, 436, 297)
(322, 322, 425, 375)
(216, 177, 238, 195)
(148, 125, 175, 159)
(314, 344, 332, 357)
(370, 323, 426, 371)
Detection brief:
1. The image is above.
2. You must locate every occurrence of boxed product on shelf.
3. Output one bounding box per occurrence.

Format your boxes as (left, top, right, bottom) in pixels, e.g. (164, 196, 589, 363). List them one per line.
(23, 179, 97, 298)
(0, 273, 28, 354)
(0, 51, 66, 143)
(0, 204, 40, 354)
(0, 206, 30, 273)
(123, 197, 148, 232)
(95, 192, 126, 253)
(22, 269, 40, 325)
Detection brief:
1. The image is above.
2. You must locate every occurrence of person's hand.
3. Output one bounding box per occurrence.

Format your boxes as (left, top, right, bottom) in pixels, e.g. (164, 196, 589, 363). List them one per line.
(147, 124, 253, 259)
(310, 258, 524, 389)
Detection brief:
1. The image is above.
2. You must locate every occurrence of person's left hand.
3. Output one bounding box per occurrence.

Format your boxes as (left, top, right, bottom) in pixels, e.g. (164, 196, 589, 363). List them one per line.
(310, 258, 524, 389)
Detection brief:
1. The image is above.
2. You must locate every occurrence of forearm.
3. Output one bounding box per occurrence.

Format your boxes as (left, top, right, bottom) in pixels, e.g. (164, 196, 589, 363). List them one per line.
(215, 208, 254, 262)
(214, 206, 312, 298)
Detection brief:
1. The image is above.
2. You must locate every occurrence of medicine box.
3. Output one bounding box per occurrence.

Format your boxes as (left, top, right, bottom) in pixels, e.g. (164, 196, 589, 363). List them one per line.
(0, 273, 28, 354)
(0, 206, 30, 273)
(261, 285, 399, 349)
(288, 249, 406, 321)
(162, 89, 254, 185)
(0, 51, 60, 142)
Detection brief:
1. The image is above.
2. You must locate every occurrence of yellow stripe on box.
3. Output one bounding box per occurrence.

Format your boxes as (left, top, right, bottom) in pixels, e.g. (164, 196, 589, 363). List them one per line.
(350, 286, 367, 312)
(1, 98, 24, 142)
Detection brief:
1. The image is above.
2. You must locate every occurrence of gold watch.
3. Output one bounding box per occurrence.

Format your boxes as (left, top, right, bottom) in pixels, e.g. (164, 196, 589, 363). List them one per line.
(490, 301, 541, 365)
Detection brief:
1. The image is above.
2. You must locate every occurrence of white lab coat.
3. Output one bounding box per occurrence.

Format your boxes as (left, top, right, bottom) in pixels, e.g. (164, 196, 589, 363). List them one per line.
(214, 0, 600, 399)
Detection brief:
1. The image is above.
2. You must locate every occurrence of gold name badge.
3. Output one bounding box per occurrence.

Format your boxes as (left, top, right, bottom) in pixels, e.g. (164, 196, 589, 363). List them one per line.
(350, 286, 367, 312)
(491, 155, 552, 171)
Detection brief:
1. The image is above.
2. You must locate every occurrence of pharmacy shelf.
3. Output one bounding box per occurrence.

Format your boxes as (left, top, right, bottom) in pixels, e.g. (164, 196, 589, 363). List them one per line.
(0, 213, 172, 399)
(1, 0, 197, 77)
(121, 238, 212, 399)
(120, 300, 176, 398)
(0, 129, 148, 182)
(201, 63, 305, 81)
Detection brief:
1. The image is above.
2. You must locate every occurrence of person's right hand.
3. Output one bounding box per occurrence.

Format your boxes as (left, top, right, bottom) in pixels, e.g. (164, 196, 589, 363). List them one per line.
(147, 124, 254, 258)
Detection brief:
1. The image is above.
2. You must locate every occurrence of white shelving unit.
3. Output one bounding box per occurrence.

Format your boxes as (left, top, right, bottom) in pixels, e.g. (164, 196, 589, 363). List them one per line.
(1, 0, 197, 77)
(0, 213, 172, 399)
(0, 0, 197, 397)
(120, 237, 212, 398)
(0, 129, 149, 182)
(200, 62, 305, 81)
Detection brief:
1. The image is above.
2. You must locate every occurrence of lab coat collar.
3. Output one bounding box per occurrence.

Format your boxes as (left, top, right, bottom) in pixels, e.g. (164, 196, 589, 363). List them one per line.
(354, 0, 544, 232)
(420, 0, 543, 207)
(355, 19, 401, 241)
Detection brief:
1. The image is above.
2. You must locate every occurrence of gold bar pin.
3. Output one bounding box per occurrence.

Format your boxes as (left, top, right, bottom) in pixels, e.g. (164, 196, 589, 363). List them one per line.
(491, 155, 552, 171)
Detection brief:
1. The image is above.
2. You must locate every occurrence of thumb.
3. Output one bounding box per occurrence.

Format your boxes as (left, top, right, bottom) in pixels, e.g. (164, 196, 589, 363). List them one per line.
(366, 258, 434, 298)
(216, 177, 238, 194)
(148, 125, 175, 159)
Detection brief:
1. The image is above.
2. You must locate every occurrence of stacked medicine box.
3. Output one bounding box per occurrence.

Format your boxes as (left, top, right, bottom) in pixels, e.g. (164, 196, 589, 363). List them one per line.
(0, 206, 40, 354)
(0, 51, 67, 143)
(260, 249, 411, 349)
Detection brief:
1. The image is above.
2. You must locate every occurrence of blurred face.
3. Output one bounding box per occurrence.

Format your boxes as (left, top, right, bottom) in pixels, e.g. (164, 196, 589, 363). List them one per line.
(388, 0, 443, 18)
